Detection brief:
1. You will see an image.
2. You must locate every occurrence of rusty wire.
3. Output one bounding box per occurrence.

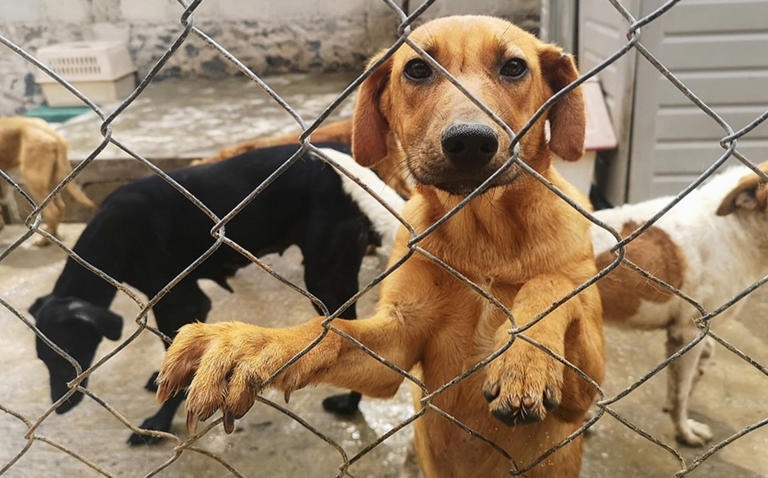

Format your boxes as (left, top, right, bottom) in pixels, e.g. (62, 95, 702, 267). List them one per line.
(1, 0, 767, 477)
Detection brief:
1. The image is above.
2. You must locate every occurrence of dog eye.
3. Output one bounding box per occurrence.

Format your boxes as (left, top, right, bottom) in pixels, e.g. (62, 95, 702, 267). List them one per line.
(403, 59, 433, 81)
(500, 58, 528, 80)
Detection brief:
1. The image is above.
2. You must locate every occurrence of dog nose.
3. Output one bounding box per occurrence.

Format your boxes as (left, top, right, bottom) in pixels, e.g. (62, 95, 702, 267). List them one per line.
(441, 123, 498, 169)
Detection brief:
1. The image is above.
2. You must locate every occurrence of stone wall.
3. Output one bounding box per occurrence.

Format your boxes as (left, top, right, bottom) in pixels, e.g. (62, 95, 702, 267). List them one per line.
(0, 0, 540, 115)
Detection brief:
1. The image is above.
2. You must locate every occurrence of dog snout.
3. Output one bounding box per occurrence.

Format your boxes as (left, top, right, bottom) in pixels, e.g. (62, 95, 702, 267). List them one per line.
(441, 123, 498, 169)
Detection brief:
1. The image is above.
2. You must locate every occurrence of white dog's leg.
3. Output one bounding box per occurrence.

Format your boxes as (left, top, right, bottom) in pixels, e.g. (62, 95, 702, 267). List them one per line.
(692, 336, 715, 391)
(665, 324, 714, 446)
(667, 335, 715, 409)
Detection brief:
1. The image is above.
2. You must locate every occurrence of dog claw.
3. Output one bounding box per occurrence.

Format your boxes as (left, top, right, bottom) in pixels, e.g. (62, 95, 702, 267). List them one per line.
(489, 386, 561, 427)
(223, 410, 235, 434)
(186, 411, 199, 435)
(491, 403, 517, 426)
(483, 382, 500, 402)
(492, 401, 543, 426)
(543, 386, 559, 411)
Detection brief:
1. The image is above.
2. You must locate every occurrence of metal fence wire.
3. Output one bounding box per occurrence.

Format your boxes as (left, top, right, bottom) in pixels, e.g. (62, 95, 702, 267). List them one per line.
(1, 0, 767, 477)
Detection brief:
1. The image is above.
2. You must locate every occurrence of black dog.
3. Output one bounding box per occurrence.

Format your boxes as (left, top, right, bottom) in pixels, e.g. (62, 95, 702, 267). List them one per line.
(29, 143, 402, 444)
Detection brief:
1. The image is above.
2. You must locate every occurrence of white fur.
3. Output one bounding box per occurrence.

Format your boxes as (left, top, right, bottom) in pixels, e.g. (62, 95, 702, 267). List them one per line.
(591, 164, 768, 446)
(319, 148, 405, 257)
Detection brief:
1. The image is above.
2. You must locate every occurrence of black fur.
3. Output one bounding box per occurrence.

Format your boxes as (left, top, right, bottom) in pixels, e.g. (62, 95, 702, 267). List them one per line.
(29, 143, 377, 444)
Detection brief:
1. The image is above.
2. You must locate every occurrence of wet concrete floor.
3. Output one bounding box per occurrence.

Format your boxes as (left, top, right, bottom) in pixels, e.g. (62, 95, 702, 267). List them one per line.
(1, 223, 767, 478)
(57, 73, 357, 162)
(1, 75, 767, 477)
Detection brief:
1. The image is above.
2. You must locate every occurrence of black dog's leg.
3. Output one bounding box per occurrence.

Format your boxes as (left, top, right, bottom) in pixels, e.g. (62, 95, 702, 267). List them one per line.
(321, 391, 363, 415)
(128, 281, 211, 445)
(144, 371, 159, 392)
(129, 393, 186, 445)
(302, 216, 369, 416)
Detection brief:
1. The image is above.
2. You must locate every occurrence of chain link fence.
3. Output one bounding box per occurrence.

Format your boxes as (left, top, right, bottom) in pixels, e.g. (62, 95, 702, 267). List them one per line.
(1, 0, 767, 476)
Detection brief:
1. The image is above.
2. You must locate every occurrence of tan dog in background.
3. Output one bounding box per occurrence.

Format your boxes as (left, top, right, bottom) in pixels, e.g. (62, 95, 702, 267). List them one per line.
(0, 116, 95, 245)
(158, 16, 603, 477)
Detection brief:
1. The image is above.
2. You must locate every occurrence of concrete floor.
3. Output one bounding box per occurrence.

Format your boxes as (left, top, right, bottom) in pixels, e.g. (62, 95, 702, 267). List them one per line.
(58, 73, 357, 162)
(0, 224, 414, 478)
(1, 75, 767, 477)
(1, 223, 767, 478)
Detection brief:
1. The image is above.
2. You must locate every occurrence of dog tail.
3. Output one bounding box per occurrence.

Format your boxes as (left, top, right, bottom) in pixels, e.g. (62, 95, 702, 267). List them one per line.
(52, 133, 96, 209)
(65, 181, 96, 209)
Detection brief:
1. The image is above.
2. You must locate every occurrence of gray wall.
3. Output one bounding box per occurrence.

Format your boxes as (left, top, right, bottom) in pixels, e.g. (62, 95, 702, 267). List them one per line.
(628, 0, 768, 201)
(0, 0, 540, 115)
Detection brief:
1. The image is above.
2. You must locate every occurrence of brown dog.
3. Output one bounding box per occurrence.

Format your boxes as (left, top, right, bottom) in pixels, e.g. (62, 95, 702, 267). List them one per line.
(0, 116, 95, 245)
(158, 16, 604, 477)
(191, 118, 413, 198)
(191, 118, 354, 166)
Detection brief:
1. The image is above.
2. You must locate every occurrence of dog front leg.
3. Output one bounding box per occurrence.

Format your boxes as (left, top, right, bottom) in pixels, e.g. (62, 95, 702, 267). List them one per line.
(128, 393, 185, 445)
(665, 324, 713, 446)
(157, 311, 419, 434)
(482, 274, 603, 426)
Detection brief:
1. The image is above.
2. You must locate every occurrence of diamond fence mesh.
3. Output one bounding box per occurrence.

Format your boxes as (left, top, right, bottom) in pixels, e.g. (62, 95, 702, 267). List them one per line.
(1, 0, 767, 477)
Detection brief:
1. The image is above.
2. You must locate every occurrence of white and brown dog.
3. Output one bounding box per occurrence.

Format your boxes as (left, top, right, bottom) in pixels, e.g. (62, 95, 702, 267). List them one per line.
(591, 161, 768, 446)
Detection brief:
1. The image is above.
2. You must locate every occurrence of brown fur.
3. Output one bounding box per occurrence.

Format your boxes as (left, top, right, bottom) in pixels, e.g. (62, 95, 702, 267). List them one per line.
(191, 118, 413, 199)
(0, 116, 95, 246)
(716, 166, 768, 216)
(596, 221, 686, 324)
(191, 118, 353, 166)
(157, 16, 604, 477)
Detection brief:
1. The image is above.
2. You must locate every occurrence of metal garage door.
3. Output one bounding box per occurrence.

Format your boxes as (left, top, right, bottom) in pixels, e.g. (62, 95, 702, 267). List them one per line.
(577, 0, 768, 204)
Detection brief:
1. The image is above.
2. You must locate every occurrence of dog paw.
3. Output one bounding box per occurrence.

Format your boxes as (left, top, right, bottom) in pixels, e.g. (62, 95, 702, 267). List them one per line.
(482, 345, 563, 426)
(127, 416, 168, 446)
(32, 236, 53, 247)
(321, 391, 362, 416)
(676, 419, 713, 447)
(157, 322, 292, 435)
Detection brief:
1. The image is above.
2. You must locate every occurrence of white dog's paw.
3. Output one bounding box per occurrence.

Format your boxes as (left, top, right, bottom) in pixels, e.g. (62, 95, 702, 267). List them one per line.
(676, 419, 713, 447)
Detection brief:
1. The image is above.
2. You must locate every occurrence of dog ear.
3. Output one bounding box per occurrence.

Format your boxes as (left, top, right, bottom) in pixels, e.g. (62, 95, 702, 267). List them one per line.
(69, 300, 124, 340)
(352, 51, 393, 167)
(539, 46, 586, 162)
(716, 174, 768, 216)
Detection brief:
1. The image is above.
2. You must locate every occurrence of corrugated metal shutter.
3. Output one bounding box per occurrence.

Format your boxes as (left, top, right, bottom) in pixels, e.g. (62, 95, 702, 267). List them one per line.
(632, 0, 768, 201)
(578, 0, 768, 203)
